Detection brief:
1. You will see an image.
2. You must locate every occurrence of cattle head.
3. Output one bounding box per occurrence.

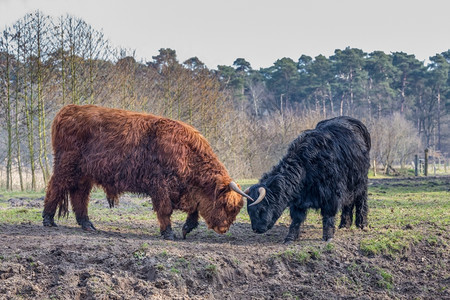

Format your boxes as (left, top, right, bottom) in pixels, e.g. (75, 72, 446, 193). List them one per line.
(246, 176, 287, 234)
(199, 180, 252, 234)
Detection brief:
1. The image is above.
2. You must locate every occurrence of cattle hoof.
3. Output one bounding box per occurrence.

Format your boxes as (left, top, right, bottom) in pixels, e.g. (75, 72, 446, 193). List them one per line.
(182, 221, 198, 239)
(43, 213, 57, 227)
(283, 238, 294, 244)
(161, 227, 176, 240)
(323, 237, 333, 242)
(43, 220, 58, 227)
(81, 221, 97, 231)
(163, 232, 176, 241)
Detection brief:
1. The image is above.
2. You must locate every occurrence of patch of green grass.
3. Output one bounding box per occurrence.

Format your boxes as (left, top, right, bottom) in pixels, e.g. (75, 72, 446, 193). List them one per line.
(175, 257, 190, 269)
(141, 201, 152, 208)
(425, 235, 440, 246)
(205, 264, 217, 274)
(139, 242, 149, 251)
(0, 207, 42, 224)
(368, 180, 450, 232)
(375, 267, 393, 289)
(277, 246, 322, 264)
(132, 249, 146, 260)
(360, 229, 422, 257)
(0, 190, 45, 199)
(324, 242, 335, 253)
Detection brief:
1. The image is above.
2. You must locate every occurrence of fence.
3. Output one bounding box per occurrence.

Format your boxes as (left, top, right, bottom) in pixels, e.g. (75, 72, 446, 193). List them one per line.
(414, 149, 449, 176)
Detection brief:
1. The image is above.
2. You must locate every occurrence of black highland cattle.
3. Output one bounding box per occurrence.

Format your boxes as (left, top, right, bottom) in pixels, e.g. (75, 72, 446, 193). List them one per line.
(246, 116, 371, 243)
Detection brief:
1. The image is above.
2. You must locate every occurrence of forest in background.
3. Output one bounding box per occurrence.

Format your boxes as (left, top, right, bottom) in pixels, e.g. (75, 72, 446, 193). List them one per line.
(0, 12, 449, 190)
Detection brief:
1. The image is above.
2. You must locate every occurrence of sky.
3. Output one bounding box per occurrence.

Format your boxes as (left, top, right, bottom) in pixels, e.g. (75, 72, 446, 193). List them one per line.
(0, 0, 449, 69)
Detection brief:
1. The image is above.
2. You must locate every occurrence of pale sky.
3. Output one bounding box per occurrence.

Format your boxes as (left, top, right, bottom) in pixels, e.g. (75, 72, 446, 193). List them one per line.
(0, 0, 449, 69)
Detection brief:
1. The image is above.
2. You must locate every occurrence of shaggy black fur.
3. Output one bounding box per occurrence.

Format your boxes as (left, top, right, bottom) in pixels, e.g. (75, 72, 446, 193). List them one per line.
(246, 116, 371, 243)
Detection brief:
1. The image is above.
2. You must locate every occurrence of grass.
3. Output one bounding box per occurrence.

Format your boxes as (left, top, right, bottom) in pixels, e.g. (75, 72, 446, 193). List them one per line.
(0, 177, 448, 260)
(276, 246, 323, 264)
(205, 264, 217, 274)
(375, 267, 394, 289)
(360, 177, 450, 257)
(360, 229, 422, 256)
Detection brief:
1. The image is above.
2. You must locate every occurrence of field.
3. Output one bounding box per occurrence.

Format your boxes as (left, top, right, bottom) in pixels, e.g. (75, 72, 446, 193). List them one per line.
(0, 176, 449, 299)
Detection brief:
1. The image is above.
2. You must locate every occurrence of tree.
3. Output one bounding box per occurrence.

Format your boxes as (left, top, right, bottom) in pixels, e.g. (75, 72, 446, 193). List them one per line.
(261, 57, 299, 113)
(330, 47, 367, 117)
(428, 53, 449, 151)
(306, 54, 334, 117)
(365, 51, 396, 118)
(0, 29, 13, 189)
(392, 52, 422, 113)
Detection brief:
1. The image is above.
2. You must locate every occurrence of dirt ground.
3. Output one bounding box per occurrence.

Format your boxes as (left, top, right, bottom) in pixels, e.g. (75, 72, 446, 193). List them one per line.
(0, 177, 449, 299)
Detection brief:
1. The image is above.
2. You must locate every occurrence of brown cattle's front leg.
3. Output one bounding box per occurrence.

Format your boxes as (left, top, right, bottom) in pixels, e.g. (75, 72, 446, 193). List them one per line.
(152, 191, 175, 240)
(182, 211, 199, 239)
(70, 178, 95, 231)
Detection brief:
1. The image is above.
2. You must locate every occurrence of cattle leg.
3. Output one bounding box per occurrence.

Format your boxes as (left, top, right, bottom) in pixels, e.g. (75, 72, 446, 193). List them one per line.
(70, 178, 95, 231)
(152, 192, 175, 240)
(339, 202, 355, 229)
(321, 206, 337, 241)
(284, 206, 307, 244)
(43, 174, 67, 227)
(182, 211, 199, 239)
(103, 186, 120, 208)
(43, 152, 80, 227)
(355, 188, 368, 229)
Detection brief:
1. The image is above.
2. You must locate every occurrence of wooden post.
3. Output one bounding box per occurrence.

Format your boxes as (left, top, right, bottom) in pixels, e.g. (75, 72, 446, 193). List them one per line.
(414, 155, 418, 176)
(424, 149, 429, 176)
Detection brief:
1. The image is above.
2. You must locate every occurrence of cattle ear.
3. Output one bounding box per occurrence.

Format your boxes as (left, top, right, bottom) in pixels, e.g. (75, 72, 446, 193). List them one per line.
(213, 176, 229, 198)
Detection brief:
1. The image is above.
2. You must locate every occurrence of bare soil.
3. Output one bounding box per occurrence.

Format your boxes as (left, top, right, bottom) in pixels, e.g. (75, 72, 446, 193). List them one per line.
(0, 177, 449, 299)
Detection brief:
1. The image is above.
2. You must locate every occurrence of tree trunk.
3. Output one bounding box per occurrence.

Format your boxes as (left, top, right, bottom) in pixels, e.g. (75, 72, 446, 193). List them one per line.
(4, 39, 13, 190)
(437, 88, 441, 151)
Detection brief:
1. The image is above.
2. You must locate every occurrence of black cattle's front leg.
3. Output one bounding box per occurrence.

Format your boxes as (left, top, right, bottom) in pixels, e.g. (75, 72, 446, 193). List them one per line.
(321, 213, 336, 241)
(182, 211, 199, 239)
(284, 206, 307, 244)
(339, 202, 354, 229)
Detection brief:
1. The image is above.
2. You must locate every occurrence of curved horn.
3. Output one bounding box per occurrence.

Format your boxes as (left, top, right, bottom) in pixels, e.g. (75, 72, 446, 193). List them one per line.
(248, 187, 266, 207)
(229, 181, 255, 202)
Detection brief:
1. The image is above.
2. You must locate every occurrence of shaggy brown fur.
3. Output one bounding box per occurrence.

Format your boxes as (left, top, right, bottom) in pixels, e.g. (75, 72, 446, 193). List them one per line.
(43, 105, 244, 239)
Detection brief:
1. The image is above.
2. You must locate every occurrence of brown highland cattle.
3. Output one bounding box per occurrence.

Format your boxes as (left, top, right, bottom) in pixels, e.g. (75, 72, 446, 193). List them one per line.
(42, 104, 252, 239)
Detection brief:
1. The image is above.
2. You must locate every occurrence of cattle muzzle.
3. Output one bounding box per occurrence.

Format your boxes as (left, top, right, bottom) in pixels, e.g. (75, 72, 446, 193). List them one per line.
(213, 226, 229, 234)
